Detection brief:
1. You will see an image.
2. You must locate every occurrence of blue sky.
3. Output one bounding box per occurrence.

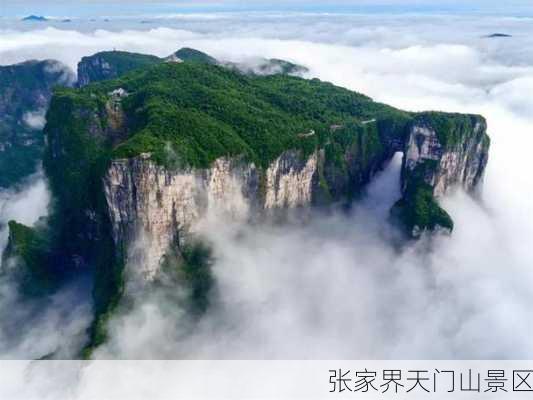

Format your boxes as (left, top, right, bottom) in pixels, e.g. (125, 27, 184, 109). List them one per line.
(2, 1, 533, 18)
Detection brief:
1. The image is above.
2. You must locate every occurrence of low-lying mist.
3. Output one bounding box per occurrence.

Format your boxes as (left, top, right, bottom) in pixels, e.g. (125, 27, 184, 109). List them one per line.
(0, 172, 92, 359)
(94, 143, 533, 359)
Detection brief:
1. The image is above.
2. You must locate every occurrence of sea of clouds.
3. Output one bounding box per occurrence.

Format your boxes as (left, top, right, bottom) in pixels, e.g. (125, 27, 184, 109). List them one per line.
(1, 11, 533, 367)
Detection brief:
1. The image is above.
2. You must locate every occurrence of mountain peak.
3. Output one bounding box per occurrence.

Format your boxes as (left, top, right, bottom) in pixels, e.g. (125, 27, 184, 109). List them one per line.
(169, 48, 219, 65)
(21, 15, 48, 22)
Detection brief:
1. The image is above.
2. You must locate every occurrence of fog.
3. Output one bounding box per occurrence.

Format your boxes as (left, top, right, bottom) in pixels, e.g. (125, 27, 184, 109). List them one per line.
(0, 173, 92, 359)
(22, 109, 47, 130)
(1, 11, 533, 363)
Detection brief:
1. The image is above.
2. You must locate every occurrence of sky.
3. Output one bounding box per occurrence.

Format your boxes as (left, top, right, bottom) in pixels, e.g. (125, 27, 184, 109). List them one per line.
(2, 0, 533, 18)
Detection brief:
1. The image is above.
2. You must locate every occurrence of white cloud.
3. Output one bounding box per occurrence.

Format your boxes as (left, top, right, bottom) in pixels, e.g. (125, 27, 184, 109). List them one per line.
(0, 172, 92, 360)
(22, 109, 47, 130)
(0, 171, 49, 252)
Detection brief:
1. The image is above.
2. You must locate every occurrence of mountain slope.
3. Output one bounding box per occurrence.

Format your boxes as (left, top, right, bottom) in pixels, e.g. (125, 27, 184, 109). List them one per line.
(0, 60, 74, 187)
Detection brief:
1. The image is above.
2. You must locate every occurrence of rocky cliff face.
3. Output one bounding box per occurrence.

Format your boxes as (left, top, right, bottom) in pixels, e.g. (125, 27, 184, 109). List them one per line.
(104, 151, 323, 278)
(104, 113, 489, 278)
(404, 115, 489, 198)
(390, 113, 490, 237)
(0, 59, 74, 187)
(77, 51, 162, 87)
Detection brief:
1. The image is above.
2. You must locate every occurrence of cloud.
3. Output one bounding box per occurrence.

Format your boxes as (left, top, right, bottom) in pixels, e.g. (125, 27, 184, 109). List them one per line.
(0, 173, 92, 360)
(22, 109, 47, 130)
(1, 11, 533, 365)
(0, 171, 50, 252)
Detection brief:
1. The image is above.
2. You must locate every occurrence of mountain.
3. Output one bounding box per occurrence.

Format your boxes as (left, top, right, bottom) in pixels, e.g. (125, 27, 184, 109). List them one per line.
(0, 49, 308, 186)
(78, 48, 310, 86)
(77, 51, 162, 87)
(484, 33, 512, 38)
(0, 60, 74, 187)
(3, 50, 490, 355)
(225, 58, 309, 76)
(166, 47, 219, 64)
(77, 48, 219, 87)
(21, 15, 48, 22)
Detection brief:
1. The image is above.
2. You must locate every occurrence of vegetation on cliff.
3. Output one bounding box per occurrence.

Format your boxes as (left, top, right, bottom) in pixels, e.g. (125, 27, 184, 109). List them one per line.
(390, 161, 454, 236)
(70, 61, 411, 170)
(415, 111, 487, 148)
(2, 221, 58, 295)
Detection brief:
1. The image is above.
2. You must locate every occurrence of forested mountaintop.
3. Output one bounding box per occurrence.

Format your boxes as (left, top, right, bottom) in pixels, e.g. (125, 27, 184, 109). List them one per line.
(77, 47, 309, 87)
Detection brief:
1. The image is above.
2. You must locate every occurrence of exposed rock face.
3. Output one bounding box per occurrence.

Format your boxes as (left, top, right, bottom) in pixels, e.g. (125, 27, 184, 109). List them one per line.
(77, 51, 162, 87)
(101, 112, 490, 277)
(104, 113, 490, 277)
(404, 117, 489, 198)
(390, 114, 490, 237)
(264, 151, 318, 208)
(104, 151, 322, 278)
(77, 56, 113, 87)
(104, 156, 252, 279)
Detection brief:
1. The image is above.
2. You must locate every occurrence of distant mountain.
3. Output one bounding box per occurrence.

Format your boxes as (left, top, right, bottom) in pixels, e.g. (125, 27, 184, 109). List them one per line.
(226, 58, 309, 76)
(21, 15, 48, 22)
(484, 33, 512, 38)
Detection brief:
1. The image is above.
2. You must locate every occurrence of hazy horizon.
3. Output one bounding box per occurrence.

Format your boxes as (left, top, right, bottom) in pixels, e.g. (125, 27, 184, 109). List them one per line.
(3, 0, 533, 19)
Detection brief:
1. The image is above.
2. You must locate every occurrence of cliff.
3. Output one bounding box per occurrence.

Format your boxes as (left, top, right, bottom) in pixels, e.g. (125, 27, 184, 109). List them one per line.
(77, 51, 162, 87)
(104, 152, 322, 279)
(0, 59, 74, 187)
(391, 112, 489, 236)
(40, 59, 490, 283)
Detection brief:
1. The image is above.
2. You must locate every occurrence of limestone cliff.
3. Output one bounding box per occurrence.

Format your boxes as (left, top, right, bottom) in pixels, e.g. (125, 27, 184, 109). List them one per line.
(403, 113, 489, 197)
(391, 113, 490, 237)
(104, 115, 489, 276)
(103, 151, 324, 278)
